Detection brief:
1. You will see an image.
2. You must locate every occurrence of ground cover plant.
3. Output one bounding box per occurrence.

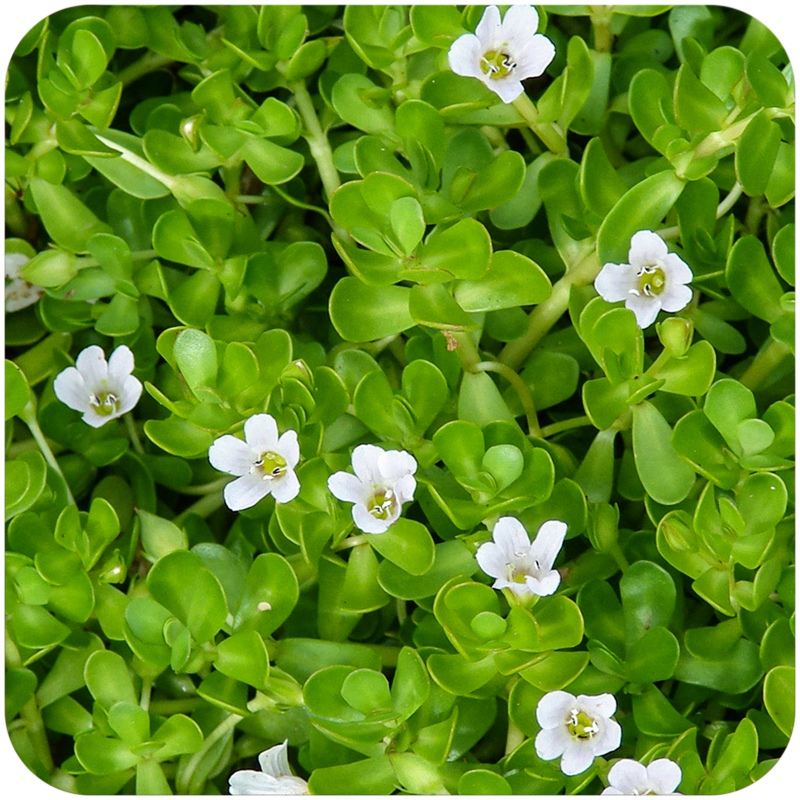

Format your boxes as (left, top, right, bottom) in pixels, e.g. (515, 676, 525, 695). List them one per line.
(4, 3, 795, 795)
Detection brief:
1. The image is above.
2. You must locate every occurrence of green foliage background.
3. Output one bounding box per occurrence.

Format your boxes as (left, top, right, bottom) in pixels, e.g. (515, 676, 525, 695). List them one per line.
(4, 4, 795, 796)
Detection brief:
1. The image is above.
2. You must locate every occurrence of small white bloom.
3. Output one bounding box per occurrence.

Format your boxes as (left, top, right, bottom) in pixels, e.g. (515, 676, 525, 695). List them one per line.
(448, 5, 556, 104)
(602, 758, 682, 796)
(53, 345, 142, 428)
(594, 230, 693, 329)
(209, 414, 300, 511)
(6, 252, 44, 312)
(228, 741, 309, 795)
(535, 690, 622, 776)
(327, 444, 417, 534)
(476, 517, 566, 598)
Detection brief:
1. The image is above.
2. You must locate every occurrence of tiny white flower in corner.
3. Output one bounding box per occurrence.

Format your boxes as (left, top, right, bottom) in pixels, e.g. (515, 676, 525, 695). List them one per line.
(602, 758, 682, 796)
(448, 5, 556, 103)
(476, 517, 566, 598)
(228, 741, 309, 795)
(53, 345, 142, 428)
(327, 443, 417, 534)
(535, 690, 622, 776)
(5, 252, 44, 312)
(594, 230, 693, 329)
(209, 414, 300, 511)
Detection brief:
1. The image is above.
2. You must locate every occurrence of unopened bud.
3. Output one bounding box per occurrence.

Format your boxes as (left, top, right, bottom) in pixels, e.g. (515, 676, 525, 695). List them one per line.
(656, 317, 693, 358)
(658, 510, 698, 553)
(587, 503, 619, 553)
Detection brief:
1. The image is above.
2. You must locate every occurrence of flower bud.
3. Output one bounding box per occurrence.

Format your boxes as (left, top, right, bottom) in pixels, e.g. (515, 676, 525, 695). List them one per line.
(656, 316, 694, 358)
(587, 503, 619, 554)
(658, 510, 698, 553)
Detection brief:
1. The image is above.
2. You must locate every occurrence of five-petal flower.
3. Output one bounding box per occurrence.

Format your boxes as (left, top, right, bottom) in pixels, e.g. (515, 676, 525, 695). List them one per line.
(327, 444, 417, 534)
(476, 517, 566, 598)
(448, 5, 556, 103)
(594, 230, 693, 328)
(53, 345, 143, 428)
(6, 252, 44, 312)
(228, 741, 309, 795)
(209, 414, 300, 511)
(602, 758, 682, 796)
(535, 690, 622, 776)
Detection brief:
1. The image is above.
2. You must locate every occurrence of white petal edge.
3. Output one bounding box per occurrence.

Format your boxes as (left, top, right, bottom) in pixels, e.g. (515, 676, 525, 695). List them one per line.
(648, 759, 682, 794)
(625, 293, 661, 328)
(629, 229, 669, 267)
(209, 435, 254, 476)
(474, 5, 502, 43)
(351, 443, 383, 483)
(327, 471, 369, 504)
(475, 541, 508, 580)
(579, 693, 617, 719)
(448, 34, 485, 79)
(526, 569, 561, 597)
(659, 282, 693, 313)
(560, 739, 596, 776)
(536, 690, 574, 728)
(514, 34, 557, 80)
(607, 759, 649, 794)
(224, 474, 269, 511)
(662, 252, 693, 284)
(531, 519, 567, 571)
(258, 742, 291, 778)
(489, 76, 525, 103)
(595, 262, 639, 303)
(271, 469, 300, 504)
(244, 414, 280, 452)
(75, 345, 109, 388)
(352, 502, 391, 534)
(117, 375, 143, 415)
(277, 429, 301, 468)
(534, 725, 571, 761)
(53, 367, 90, 413)
(493, 517, 532, 560)
(107, 345, 135, 385)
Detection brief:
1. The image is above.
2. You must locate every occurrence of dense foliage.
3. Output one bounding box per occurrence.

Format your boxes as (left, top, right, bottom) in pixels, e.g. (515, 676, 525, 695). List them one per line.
(5, 4, 795, 796)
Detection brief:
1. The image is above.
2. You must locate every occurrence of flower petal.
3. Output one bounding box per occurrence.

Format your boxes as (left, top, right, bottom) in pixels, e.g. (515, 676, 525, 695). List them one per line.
(647, 759, 682, 794)
(659, 281, 693, 313)
(107, 345, 135, 385)
(272, 469, 300, 504)
(377, 449, 417, 483)
(117, 375, 143, 415)
(53, 367, 90, 413)
(475, 541, 508, 580)
(625, 292, 661, 328)
(75, 345, 109, 389)
(393, 473, 417, 506)
(352, 502, 391, 534)
(475, 4, 502, 43)
(5, 252, 29, 279)
(629, 229, 669, 267)
(514, 34, 556, 80)
(607, 759, 649, 794)
(534, 725, 571, 761)
(560, 740, 596, 776)
(448, 34, 485, 79)
(209, 435, 254, 476)
(327, 471, 369, 504)
(278, 430, 301, 468)
(501, 3, 540, 35)
(525, 569, 561, 597)
(595, 262, 639, 303)
(244, 414, 280, 452)
(258, 742, 291, 779)
(662, 252, 693, 284)
(536, 690, 575, 728)
(224, 474, 269, 511)
(82, 408, 114, 429)
(579, 693, 617, 719)
(489, 76, 525, 103)
(351, 443, 383, 483)
(531, 520, 567, 571)
(594, 718, 622, 757)
(492, 517, 532, 560)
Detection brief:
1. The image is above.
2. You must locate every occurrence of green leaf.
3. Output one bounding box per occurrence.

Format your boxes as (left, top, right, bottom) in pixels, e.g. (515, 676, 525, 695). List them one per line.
(409, 283, 477, 331)
(215, 630, 270, 690)
(329, 278, 414, 341)
(632, 401, 696, 505)
(173, 328, 218, 395)
(597, 171, 685, 264)
(764, 666, 795, 738)
(369, 518, 435, 576)
(84, 650, 137, 709)
(5, 360, 32, 420)
(620, 560, 676, 644)
(726, 236, 784, 323)
(736, 110, 782, 197)
(674, 63, 728, 132)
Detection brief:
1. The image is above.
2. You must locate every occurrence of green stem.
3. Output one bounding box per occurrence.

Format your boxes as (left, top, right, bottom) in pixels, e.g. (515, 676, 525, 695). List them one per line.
(334, 533, 369, 551)
(20, 405, 76, 506)
(450, 331, 482, 370)
(540, 415, 593, 438)
(177, 477, 230, 496)
(117, 51, 175, 86)
(288, 81, 341, 202)
(173, 491, 226, 526)
(609, 542, 630, 573)
(512, 94, 568, 156)
(474, 360, 541, 437)
(739, 339, 791, 391)
(139, 678, 153, 712)
(658, 181, 744, 239)
(499, 247, 600, 371)
(177, 713, 243, 795)
(590, 9, 614, 52)
(125, 414, 145, 456)
(148, 698, 204, 716)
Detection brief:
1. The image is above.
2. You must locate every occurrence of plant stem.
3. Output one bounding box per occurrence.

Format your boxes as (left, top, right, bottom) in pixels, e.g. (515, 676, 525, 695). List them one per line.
(177, 477, 230, 496)
(125, 414, 146, 456)
(512, 94, 568, 156)
(117, 51, 175, 86)
(148, 698, 204, 716)
(540, 415, 594, 438)
(139, 678, 153, 712)
(20, 405, 76, 506)
(288, 81, 341, 201)
(474, 360, 541, 437)
(739, 339, 791, 391)
(174, 491, 226, 526)
(658, 181, 744, 240)
(177, 713, 243, 795)
(590, 8, 614, 52)
(450, 331, 482, 370)
(499, 246, 600, 371)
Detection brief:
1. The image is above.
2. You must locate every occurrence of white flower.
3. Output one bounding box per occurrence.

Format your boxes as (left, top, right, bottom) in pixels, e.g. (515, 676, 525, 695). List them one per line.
(327, 444, 417, 534)
(6, 252, 44, 312)
(53, 345, 142, 428)
(476, 517, 566, 598)
(448, 5, 556, 103)
(228, 741, 309, 795)
(209, 414, 300, 511)
(594, 230, 693, 329)
(535, 690, 622, 776)
(602, 758, 682, 795)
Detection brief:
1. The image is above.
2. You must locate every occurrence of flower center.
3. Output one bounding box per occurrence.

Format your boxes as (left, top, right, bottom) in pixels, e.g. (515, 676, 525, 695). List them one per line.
(507, 553, 540, 583)
(368, 488, 397, 520)
(89, 392, 119, 417)
(567, 708, 600, 740)
(480, 50, 517, 79)
(631, 265, 666, 297)
(253, 451, 287, 480)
